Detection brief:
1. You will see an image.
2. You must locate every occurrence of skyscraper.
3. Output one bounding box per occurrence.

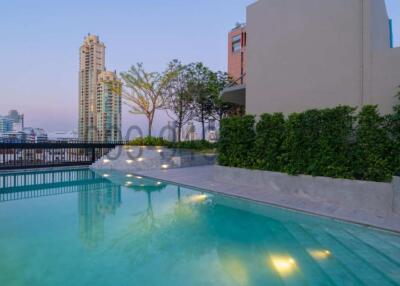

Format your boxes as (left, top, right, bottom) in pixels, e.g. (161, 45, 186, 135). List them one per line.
(96, 71, 122, 141)
(78, 34, 121, 141)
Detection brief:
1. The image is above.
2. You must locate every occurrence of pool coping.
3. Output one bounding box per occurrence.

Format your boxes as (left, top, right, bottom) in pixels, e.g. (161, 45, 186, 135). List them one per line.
(106, 165, 400, 235)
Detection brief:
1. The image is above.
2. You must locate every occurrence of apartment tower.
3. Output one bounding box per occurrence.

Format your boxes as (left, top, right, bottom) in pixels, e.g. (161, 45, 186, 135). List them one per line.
(96, 71, 122, 141)
(78, 34, 121, 141)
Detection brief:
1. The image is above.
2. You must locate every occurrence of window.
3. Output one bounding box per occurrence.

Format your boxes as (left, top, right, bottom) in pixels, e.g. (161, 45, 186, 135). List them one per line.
(232, 35, 241, 53)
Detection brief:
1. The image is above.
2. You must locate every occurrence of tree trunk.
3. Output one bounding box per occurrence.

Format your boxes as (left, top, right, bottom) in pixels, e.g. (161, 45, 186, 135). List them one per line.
(148, 115, 153, 137)
(178, 109, 183, 143)
(177, 124, 182, 143)
(201, 109, 205, 141)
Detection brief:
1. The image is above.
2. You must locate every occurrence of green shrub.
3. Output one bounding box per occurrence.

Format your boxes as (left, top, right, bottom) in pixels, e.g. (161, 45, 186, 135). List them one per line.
(282, 107, 356, 178)
(167, 140, 217, 151)
(386, 93, 400, 176)
(254, 113, 285, 171)
(281, 110, 319, 175)
(128, 137, 216, 151)
(127, 137, 168, 146)
(218, 115, 256, 167)
(218, 104, 399, 182)
(308, 106, 355, 179)
(354, 105, 393, 181)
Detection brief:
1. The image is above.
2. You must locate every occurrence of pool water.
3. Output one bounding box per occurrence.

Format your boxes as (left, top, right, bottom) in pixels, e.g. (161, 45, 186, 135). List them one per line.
(0, 168, 400, 286)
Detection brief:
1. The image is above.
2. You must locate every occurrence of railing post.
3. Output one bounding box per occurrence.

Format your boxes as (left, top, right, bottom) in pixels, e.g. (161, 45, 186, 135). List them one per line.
(91, 147, 96, 163)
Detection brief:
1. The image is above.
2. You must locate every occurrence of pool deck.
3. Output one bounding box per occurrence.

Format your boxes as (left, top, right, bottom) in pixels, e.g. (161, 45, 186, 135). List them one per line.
(131, 165, 400, 233)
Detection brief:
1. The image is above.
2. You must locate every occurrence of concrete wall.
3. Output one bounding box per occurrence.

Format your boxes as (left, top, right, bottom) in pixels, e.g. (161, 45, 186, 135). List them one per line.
(393, 176, 400, 214)
(213, 166, 396, 217)
(246, 0, 400, 115)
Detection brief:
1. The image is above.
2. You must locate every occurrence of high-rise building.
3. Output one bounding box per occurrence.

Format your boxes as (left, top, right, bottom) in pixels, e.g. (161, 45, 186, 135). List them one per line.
(6, 110, 24, 130)
(79, 34, 121, 142)
(96, 71, 122, 141)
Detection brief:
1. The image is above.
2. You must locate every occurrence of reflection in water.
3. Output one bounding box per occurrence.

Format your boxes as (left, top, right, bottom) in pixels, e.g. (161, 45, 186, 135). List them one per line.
(78, 183, 121, 249)
(0, 168, 100, 202)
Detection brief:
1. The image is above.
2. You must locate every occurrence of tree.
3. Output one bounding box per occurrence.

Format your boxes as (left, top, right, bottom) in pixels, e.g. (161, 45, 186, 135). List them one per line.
(163, 60, 194, 142)
(186, 63, 215, 140)
(210, 71, 239, 123)
(120, 63, 173, 137)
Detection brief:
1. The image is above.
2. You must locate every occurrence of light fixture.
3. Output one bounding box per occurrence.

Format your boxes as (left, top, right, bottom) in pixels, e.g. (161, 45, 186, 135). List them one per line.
(161, 164, 169, 169)
(137, 157, 144, 162)
(156, 149, 163, 153)
(125, 181, 133, 186)
(127, 149, 134, 153)
(126, 159, 133, 164)
(308, 249, 331, 260)
(221, 257, 248, 285)
(156, 181, 162, 185)
(269, 255, 297, 276)
(103, 174, 110, 178)
(186, 194, 208, 203)
(136, 176, 143, 179)
(126, 174, 133, 177)
(103, 159, 110, 163)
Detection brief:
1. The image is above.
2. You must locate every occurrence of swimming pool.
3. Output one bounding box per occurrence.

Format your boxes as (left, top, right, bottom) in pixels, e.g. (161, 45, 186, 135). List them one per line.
(0, 168, 399, 285)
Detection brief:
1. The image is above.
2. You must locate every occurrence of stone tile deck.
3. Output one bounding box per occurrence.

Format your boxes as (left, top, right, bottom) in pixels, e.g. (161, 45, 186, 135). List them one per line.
(129, 165, 400, 233)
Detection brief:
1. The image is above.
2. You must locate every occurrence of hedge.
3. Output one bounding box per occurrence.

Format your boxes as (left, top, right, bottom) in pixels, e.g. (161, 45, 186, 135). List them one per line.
(218, 115, 256, 168)
(218, 105, 400, 182)
(127, 137, 216, 151)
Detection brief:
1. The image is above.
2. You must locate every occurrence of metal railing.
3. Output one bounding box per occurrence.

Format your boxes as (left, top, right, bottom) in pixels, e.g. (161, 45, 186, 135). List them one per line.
(0, 141, 127, 170)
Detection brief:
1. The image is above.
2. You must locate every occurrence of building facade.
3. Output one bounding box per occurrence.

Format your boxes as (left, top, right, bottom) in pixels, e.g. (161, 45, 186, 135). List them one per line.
(96, 71, 122, 142)
(6, 110, 24, 131)
(0, 117, 13, 133)
(222, 0, 400, 116)
(78, 34, 121, 141)
(228, 23, 247, 84)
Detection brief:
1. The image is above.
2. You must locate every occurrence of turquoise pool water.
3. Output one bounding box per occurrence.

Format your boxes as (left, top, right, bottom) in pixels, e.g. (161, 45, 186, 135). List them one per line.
(0, 168, 400, 286)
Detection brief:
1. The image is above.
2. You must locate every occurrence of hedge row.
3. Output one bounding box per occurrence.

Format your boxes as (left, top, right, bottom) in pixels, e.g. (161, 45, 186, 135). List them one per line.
(127, 137, 216, 151)
(218, 105, 400, 182)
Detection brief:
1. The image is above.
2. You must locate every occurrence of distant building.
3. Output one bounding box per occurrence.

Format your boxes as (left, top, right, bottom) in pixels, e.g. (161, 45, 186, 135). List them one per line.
(33, 128, 48, 143)
(6, 110, 24, 130)
(22, 128, 35, 143)
(48, 131, 78, 143)
(96, 71, 122, 142)
(78, 34, 121, 142)
(222, 0, 400, 115)
(22, 127, 48, 143)
(0, 117, 13, 133)
(0, 131, 26, 143)
(79, 34, 105, 141)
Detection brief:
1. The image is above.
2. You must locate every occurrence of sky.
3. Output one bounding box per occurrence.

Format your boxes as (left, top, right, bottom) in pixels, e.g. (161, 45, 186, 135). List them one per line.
(0, 0, 399, 136)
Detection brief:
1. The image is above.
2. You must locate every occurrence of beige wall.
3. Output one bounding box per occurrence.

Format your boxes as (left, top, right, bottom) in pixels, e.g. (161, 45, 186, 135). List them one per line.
(246, 0, 400, 116)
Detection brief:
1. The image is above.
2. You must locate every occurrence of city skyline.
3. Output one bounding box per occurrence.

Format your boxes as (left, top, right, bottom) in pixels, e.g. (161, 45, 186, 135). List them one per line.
(0, 0, 399, 134)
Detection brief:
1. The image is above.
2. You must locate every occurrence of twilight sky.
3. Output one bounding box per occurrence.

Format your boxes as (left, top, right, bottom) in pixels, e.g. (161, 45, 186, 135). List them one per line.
(0, 0, 399, 135)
